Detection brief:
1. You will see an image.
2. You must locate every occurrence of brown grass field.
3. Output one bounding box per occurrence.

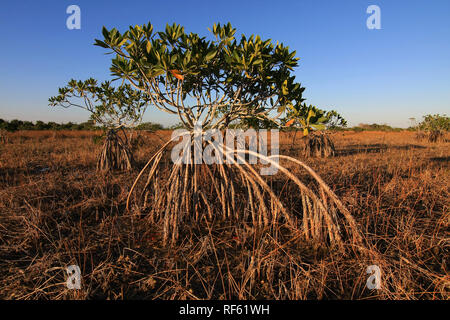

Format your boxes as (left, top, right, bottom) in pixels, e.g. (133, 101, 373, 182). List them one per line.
(0, 130, 448, 299)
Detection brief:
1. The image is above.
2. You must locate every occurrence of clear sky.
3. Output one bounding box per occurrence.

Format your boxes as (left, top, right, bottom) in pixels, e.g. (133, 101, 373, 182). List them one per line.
(0, 0, 449, 127)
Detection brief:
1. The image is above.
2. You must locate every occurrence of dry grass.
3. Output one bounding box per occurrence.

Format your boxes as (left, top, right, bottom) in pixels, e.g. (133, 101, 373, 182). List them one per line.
(0, 130, 448, 299)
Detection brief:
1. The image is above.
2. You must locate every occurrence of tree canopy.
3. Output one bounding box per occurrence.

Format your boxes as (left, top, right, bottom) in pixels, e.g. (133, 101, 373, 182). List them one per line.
(418, 114, 449, 132)
(94, 22, 307, 130)
(285, 103, 347, 135)
(49, 79, 150, 129)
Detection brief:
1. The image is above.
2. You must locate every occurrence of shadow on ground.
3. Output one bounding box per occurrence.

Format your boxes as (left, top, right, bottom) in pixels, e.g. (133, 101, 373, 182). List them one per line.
(335, 144, 426, 156)
(429, 156, 449, 163)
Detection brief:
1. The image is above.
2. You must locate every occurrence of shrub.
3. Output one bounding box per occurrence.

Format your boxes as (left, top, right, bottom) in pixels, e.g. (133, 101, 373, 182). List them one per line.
(49, 79, 151, 171)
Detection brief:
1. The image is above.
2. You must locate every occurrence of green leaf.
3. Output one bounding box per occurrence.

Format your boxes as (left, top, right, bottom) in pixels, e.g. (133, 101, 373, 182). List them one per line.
(282, 80, 289, 95)
(205, 50, 217, 61)
(94, 39, 109, 48)
(102, 26, 110, 40)
(253, 58, 263, 65)
(311, 124, 326, 130)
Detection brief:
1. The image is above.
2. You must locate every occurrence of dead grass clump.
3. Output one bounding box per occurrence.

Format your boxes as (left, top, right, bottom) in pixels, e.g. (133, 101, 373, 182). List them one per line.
(415, 130, 427, 141)
(130, 131, 146, 152)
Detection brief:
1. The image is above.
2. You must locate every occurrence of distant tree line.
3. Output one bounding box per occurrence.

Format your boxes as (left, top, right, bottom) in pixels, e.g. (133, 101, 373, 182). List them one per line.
(0, 119, 166, 132)
(346, 115, 449, 132)
(6, 118, 444, 133)
(349, 123, 403, 132)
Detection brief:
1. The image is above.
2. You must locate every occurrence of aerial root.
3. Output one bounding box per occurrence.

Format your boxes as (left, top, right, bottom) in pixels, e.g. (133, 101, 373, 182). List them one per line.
(127, 137, 363, 249)
(97, 129, 133, 172)
(0, 129, 10, 144)
(427, 130, 444, 143)
(416, 130, 445, 143)
(303, 133, 335, 158)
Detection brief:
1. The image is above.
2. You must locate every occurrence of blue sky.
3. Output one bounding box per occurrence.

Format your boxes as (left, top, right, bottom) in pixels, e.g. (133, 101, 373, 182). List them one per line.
(0, 0, 449, 127)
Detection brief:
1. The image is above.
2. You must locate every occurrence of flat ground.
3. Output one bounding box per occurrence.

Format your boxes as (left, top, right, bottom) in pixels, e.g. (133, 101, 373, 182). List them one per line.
(0, 130, 448, 299)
